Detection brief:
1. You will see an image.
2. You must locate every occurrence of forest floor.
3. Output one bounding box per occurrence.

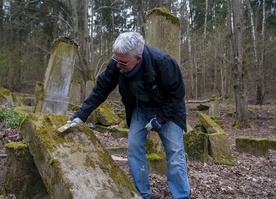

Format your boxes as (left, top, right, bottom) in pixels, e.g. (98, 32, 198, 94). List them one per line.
(0, 101, 275, 199)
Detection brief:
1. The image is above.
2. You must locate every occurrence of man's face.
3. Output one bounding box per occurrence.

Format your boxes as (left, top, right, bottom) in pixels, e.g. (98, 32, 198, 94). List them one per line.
(113, 52, 141, 72)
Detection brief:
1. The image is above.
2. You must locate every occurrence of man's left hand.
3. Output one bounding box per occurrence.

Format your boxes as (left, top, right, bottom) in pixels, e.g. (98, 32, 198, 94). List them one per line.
(145, 116, 161, 132)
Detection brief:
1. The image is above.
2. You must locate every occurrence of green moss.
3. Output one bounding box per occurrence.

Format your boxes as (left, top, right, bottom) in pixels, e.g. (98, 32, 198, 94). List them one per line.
(184, 130, 209, 162)
(209, 133, 235, 165)
(21, 113, 138, 196)
(52, 36, 79, 53)
(146, 153, 163, 161)
(0, 87, 10, 95)
(147, 7, 180, 27)
(197, 112, 224, 134)
(95, 101, 121, 125)
(0, 188, 5, 195)
(5, 142, 29, 156)
(236, 136, 272, 157)
(210, 95, 217, 101)
(146, 139, 154, 153)
(96, 150, 137, 192)
(268, 139, 276, 150)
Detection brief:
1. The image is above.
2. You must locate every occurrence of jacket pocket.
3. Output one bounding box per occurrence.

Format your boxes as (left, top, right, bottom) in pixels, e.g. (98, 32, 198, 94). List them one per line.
(148, 84, 165, 104)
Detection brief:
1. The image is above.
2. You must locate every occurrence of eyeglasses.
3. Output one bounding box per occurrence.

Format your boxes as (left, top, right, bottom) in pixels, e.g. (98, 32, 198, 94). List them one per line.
(112, 56, 131, 67)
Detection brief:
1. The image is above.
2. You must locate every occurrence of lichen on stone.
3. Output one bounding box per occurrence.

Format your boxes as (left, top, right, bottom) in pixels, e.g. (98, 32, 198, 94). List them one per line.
(147, 7, 180, 27)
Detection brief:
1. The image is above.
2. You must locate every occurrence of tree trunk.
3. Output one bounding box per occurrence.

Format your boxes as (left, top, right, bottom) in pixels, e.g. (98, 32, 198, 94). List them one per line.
(90, 0, 94, 69)
(0, 0, 3, 47)
(232, 0, 249, 128)
(136, 0, 146, 36)
(83, 0, 89, 63)
(204, 0, 208, 38)
(69, 0, 78, 37)
(186, 0, 194, 98)
(256, 0, 266, 105)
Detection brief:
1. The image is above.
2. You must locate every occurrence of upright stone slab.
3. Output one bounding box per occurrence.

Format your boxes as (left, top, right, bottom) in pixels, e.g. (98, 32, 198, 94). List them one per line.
(144, 7, 182, 174)
(85, 80, 94, 99)
(184, 128, 209, 163)
(20, 113, 141, 199)
(145, 7, 181, 63)
(35, 37, 78, 114)
(69, 83, 81, 106)
(209, 96, 220, 118)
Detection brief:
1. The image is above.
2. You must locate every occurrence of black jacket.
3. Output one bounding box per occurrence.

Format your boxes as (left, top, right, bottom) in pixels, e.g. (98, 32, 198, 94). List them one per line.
(73, 45, 187, 131)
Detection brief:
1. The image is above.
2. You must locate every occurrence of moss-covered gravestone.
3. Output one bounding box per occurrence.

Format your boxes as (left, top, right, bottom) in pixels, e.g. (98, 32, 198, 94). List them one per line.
(145, 7, 181, 63)
(236, 136, 275, 157)
(144, 7, 182, 175)
(5, 142, 47, 198)
(197, 113, 235, 165)
(0, 86, 13, 104)
(20, 113, 141, 199)
(35, 37, 78, 114)
(184, 127, 209, 162)
(94, 101, 121, 126)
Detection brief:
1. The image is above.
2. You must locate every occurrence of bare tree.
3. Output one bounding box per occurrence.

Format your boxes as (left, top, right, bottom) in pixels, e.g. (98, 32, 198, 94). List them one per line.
(232, 0, 250, 128)
(0, 0, 3, 47)
(256, 0, 266, 105)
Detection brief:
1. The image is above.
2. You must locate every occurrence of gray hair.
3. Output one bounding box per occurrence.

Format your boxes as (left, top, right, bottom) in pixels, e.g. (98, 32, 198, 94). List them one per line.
(112, 32, 145, 58)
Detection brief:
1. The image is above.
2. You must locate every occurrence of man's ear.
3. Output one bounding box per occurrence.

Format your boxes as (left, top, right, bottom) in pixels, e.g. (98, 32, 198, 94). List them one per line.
(137, 55, 142, 62)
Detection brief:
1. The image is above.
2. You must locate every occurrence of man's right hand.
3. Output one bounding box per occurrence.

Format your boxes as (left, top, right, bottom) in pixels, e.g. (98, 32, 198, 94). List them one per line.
(67, 117, 83, 127)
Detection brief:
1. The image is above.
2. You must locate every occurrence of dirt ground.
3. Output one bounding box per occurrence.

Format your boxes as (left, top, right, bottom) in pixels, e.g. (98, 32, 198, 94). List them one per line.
(0, 102, 275, 199)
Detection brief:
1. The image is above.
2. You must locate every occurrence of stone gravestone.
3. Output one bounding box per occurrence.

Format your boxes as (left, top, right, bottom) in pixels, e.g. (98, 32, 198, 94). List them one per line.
(20, 113, 141, 199)
(35, 37, 78, 114)
(69, 82, 81, 106)
(145, 7, 181, 63)
(144, 7, 181, 175)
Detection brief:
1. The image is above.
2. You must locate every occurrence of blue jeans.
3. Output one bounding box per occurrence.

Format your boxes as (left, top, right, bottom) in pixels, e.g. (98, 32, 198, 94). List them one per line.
(127, 106, 190, 199)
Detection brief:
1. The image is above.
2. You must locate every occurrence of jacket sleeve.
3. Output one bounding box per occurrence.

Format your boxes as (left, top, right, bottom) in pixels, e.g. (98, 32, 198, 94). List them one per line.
(73, 60, 120, 122)
(155, 55, 186, 125)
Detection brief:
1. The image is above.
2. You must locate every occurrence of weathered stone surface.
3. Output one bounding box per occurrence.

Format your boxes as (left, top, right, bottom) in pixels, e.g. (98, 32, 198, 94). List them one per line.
(268, 139, 276, 151)
(145, 7, 180, 64)
(0, 87, 13, 104)
(69, 83, 81, 106)
(208, 133, 235, 165)
(20, 113, 141, 199)
(144, 7, 181, 174)
(5, 142, 47, 198)
(209, 96, 220, 118)
(197, 112, 224, 134)
(184, 129, 208, 163)
(236, 136, 272, 157)
(197, 112, 235, 165)
(35, 38, 78, 114)
(95, 101, 121, 126)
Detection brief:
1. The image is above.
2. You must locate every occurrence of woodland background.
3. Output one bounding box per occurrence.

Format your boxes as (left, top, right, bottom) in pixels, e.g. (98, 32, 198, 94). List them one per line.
(0, 0, 275, 115)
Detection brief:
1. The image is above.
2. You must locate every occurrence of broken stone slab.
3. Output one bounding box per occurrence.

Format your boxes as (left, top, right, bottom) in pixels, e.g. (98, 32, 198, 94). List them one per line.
(106, 146, 128, 156)
(184, 129, 209, 163)
(94, 101, 121, 126)
(197, 112, 235, 165)
(20, 113, 141, 199)
(5, 142, 47, 198)
(197, 112, 224, 134)
(236, 136, 273, 157)
(208, 132, 235, 165)
(0, 86, 13, 104)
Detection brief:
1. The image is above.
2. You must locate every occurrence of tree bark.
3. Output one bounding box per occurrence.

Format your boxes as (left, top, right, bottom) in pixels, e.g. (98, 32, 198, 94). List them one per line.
(256, 0, 266, 105)
(232, 0, 249, 128)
